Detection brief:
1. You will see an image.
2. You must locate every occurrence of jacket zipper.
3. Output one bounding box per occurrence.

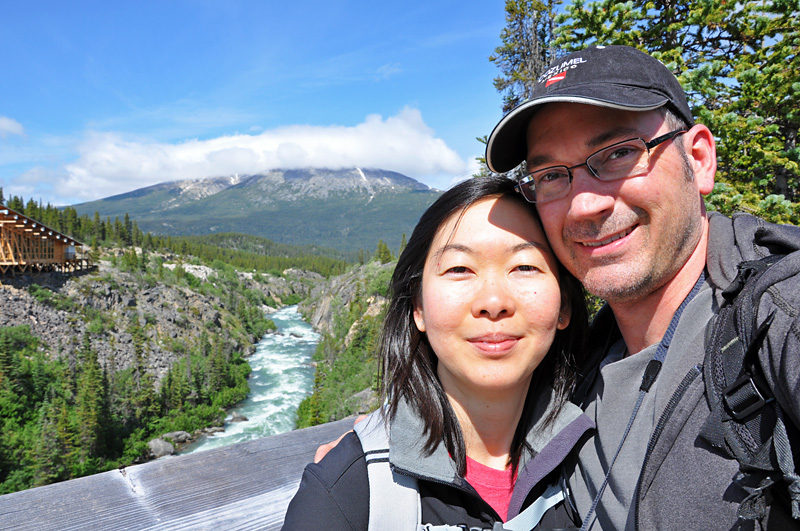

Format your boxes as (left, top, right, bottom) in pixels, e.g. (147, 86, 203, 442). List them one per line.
(633, 364, 702, 530)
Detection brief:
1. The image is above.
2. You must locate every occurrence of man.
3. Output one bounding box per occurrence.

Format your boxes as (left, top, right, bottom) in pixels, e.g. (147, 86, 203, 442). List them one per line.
(485, 45, 800, 529)
(312, 45, 800, 529)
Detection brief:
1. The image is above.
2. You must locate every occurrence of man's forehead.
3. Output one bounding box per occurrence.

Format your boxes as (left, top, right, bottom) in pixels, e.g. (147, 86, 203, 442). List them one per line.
(524, 106, 663, 163)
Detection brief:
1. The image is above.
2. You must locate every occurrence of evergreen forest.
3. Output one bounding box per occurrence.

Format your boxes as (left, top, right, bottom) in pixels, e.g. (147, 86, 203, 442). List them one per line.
(0, 324, 251, 493)
(0, 189, 350, 494)
(0, 189, 350, 278)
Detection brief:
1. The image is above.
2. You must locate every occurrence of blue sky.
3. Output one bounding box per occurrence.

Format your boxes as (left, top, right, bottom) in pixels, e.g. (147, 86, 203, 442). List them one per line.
(0, 1, 508, 206)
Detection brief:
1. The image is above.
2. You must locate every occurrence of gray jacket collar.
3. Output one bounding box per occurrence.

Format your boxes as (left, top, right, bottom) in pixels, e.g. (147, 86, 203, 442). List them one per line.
(388, 388, 594, 518)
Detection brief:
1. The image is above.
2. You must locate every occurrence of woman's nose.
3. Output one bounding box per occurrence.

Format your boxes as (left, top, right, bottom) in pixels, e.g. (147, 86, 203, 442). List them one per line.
(472, 276, 515, 319)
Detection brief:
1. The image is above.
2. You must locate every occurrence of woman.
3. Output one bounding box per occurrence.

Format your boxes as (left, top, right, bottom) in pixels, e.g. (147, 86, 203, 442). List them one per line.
(282, 175, 592, 529)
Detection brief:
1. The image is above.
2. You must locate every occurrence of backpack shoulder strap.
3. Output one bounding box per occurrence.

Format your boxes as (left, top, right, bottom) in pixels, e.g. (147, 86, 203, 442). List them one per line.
(354, 411, 421, 530)
(701, 254, 800, 523)
(498, 483, 565, 531)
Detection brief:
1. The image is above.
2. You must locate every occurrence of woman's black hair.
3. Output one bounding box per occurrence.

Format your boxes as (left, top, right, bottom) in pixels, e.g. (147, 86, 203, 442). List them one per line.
(378, 174, 588, 476)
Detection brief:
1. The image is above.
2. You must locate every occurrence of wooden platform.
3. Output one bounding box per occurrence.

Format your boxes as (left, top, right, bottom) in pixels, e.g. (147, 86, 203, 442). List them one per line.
(0, 418, 355, 530)
(0, 204, 91, 276)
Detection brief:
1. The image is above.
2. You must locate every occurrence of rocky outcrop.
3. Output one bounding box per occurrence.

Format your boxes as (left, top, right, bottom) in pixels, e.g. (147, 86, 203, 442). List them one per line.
(230, 413, 249, 423)
(162, 431, 192, 444)
(299, 261, 393, 334)
(0, 259, 319, 386)
(295, 261, 391, 422)
(146, 429, 210, 459)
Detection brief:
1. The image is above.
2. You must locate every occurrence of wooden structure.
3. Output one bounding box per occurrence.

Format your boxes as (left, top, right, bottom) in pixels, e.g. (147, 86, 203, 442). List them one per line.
(0, 417, 354, 530)
(0, 204, 91, 276)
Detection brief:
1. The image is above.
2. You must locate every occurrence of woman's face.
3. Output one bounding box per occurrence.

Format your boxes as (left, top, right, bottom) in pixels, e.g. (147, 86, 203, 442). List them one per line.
(413, 195, 570, 401)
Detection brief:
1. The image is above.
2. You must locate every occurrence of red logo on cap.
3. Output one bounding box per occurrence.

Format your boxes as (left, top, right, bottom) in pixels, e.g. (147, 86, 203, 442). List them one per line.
(546, 71, 567, 87)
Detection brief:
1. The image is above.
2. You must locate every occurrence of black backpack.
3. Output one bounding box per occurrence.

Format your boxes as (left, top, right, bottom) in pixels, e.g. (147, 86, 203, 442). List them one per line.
(701, 253, 800, 527)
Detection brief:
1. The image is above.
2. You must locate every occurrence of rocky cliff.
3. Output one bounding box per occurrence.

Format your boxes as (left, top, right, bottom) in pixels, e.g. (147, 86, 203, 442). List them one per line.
(299, 260, 393, 335)
(0, 257, 320, 386)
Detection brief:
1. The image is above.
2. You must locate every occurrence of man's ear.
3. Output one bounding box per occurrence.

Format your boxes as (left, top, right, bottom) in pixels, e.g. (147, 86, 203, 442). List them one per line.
(685, 124, 717, 195)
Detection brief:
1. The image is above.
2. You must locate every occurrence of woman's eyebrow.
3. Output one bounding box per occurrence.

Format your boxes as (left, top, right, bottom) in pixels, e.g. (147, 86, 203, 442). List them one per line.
(512, 241, 548, 253)
(433, 241, 547, 261)
(432, 243, 472, 261)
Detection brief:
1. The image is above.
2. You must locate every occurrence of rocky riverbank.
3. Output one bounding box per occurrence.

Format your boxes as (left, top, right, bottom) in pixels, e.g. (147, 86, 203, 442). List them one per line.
(294, 260, 394, 425)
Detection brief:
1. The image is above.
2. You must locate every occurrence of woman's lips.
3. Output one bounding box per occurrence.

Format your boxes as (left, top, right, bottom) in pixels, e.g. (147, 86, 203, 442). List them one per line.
(468, 334, 520, 354)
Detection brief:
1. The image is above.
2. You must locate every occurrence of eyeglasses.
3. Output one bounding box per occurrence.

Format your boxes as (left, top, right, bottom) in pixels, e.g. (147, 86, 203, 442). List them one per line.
(515, 129, 688, 204)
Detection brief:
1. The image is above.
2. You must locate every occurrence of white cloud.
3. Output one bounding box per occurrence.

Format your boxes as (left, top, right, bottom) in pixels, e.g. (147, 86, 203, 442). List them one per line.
(0, 117, 24, 138)
(59, 107, 467, 201)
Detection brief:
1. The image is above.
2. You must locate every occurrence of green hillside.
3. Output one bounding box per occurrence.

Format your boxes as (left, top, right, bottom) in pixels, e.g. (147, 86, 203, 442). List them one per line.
(72, 169, 442, 256)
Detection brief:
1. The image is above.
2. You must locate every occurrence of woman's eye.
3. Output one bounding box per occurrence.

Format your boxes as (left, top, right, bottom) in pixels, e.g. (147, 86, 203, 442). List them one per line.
(514, 264, 540, 273)
(445, 266, 470, 274)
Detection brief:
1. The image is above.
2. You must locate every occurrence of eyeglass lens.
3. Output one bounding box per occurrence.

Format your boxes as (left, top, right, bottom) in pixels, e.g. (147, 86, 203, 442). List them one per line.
(522, 138, 650, 203)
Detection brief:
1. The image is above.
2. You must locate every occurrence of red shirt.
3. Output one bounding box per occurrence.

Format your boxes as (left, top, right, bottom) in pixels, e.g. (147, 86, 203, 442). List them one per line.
(464, 456, 516, 521)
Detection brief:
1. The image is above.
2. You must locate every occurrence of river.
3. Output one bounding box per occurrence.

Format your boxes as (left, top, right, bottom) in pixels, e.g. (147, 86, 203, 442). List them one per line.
(180, 305, 319, 454)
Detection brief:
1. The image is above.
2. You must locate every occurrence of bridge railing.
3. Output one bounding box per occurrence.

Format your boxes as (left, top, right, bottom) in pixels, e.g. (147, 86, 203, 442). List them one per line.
(0, 417, 355, 530)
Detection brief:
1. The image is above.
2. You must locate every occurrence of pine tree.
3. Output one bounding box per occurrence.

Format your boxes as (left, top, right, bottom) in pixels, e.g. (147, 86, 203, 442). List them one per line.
(705, 2, 799, 201)
(92, 212, 102, 242)
(490, 0, 563, 114)
(123, 214, 133, 246)
(398, 233, 408, 257)
(373, 240, 393, 264)
(75, 333, 109, 459)
(33, 395, 74, 486)
(553, 0, 799, 208)
(482, 0, 563, 177)
(0, 333, 12, 385)
(25, 198, 38, 220)
(7, 195, 23, 213)
(63, 207, 79, 237)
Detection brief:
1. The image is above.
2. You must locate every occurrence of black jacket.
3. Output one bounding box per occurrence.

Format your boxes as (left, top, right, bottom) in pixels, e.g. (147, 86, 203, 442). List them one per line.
(282, 391, 594, 530)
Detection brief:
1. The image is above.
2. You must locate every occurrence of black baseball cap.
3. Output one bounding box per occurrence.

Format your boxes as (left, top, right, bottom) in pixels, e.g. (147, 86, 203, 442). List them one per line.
(485, 45, 694, 174)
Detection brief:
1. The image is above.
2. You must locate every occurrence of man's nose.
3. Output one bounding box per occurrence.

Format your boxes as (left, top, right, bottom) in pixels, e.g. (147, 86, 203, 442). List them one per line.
(567, 166, 616, 219)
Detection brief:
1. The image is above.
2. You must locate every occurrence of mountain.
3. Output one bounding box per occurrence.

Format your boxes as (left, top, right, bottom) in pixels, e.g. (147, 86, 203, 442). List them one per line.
(72, 168, 442, 256)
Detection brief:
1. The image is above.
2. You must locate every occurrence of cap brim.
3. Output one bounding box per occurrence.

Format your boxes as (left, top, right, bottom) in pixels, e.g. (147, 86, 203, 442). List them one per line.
(485, 86, 669, 174)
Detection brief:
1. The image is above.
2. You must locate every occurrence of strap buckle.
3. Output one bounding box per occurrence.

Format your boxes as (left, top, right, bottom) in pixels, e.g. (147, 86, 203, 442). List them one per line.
(723, 373, 774, 420)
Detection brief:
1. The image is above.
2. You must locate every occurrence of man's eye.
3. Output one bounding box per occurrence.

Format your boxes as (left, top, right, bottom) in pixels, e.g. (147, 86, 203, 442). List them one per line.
(604, 144, 640, 162)
(536, 170, 568, 183)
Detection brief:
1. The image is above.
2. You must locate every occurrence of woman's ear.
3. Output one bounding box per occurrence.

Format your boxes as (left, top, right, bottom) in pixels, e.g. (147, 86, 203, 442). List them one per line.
(557, 294, 571, 331)
(413, 302, 426, 333)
